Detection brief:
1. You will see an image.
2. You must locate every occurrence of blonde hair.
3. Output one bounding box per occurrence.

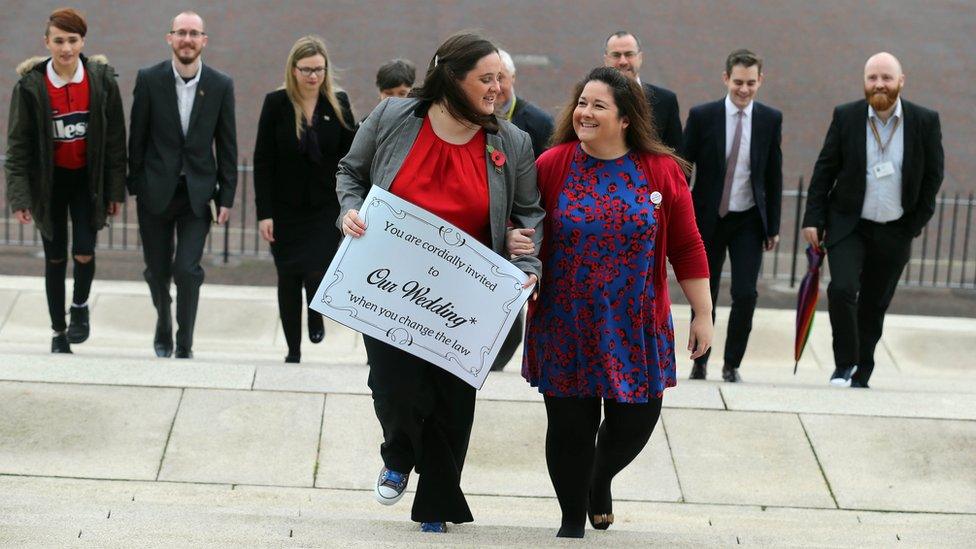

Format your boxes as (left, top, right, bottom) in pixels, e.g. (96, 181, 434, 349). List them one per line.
(284, 35, 352, 138)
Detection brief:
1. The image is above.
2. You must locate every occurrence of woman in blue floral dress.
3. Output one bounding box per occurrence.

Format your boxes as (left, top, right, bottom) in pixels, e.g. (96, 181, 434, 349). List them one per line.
(514, 68, 713, 538)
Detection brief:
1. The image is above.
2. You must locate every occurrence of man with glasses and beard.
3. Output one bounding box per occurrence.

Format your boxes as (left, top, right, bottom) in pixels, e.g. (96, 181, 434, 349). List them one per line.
(802, 52, 943, 389)
(128, 11, 237, 359)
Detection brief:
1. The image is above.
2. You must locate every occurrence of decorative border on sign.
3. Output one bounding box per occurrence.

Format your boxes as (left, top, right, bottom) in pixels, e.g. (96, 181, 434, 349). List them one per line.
(317, 195, 525, 380)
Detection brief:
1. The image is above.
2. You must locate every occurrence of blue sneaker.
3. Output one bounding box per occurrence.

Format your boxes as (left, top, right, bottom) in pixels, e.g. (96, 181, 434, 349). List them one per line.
(374, 466, 409, 505)
(420, 522, 447, 533)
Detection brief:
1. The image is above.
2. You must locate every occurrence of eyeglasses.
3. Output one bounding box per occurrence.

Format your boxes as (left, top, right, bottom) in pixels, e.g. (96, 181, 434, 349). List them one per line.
(295, 66, 326, 77)
(169, 30, 206, 39)
(606, 51, 639, 60)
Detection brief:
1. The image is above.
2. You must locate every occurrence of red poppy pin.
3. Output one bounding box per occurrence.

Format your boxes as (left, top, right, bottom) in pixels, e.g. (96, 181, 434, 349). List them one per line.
(487, 145, 506, 173)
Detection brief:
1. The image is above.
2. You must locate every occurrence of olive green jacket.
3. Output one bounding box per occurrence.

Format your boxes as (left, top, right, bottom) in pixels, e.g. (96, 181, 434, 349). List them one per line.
(5, 54, 126, 240)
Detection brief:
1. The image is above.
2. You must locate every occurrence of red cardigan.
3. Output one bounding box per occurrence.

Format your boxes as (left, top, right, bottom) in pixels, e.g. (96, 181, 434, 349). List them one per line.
(530, 141, 709, 325)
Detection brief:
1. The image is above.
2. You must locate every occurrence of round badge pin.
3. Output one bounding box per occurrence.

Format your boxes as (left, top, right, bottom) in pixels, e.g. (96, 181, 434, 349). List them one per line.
(650, 191, 663, 207)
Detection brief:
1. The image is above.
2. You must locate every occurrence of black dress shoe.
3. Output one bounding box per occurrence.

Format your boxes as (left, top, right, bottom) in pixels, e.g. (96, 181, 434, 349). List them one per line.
(154, 315, 173, 357)
(51, 332, 72, 354)
(66, 305, 90, 344)
(829, 366, 857, 387)
(850, 379, 870, 389)
(284, 354, 301, 364)
(174, 346, 193, 359)
(722, 364, 741, 383)
(689, 363, 707, 380)
(308, 313, 325, 344)
(154, 342, 173, 358)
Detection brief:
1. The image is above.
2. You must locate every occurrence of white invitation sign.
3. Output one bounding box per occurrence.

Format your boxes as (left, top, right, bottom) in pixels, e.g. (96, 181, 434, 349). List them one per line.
(311, 186, 534, 389)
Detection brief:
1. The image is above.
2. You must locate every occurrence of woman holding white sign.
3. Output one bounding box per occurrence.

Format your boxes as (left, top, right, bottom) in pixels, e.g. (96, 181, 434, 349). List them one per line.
(336, 32, 544, 533)
(515, 67, 713, 538)
(254, 36, 356, 363)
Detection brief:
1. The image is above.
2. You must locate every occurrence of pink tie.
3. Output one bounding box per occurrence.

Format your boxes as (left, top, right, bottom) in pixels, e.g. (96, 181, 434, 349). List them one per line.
(719, 110, 744, 218)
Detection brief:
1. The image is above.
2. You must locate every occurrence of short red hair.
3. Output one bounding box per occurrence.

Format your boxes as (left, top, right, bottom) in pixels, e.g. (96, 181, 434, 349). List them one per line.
(46, 8, 87, 37)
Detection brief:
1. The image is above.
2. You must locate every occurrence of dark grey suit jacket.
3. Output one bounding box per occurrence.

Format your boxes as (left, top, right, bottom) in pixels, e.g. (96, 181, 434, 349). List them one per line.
(127, 60, 237, 217)
(509, 96, 553, 159)
(682, 99, 783, 241)
(336, 97, 544, 278)
(642, 82, 682, 152)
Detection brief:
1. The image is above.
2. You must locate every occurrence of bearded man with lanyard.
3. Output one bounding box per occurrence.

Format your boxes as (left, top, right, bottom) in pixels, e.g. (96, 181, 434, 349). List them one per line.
(802, 52, 943, 389)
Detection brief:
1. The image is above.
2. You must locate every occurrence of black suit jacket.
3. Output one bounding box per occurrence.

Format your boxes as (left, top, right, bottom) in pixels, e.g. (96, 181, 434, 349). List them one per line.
(802, 99, 944, 246)
(510, 96, 554, 159)
(642, 81, 682, 152)
(252, 89, 356, 221)
(127, 61, 238, 217)
(682, 99, 783, 242)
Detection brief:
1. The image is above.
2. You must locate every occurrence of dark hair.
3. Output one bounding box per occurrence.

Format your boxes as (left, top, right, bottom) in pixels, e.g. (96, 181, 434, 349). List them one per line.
(46, 7, 87, 37)
(413, 32, 499, 132)
(551, 67, 689, 170)
(605, 30, 641, 52)
(725, 48, 763, 75)
(375, 59, 416, 91)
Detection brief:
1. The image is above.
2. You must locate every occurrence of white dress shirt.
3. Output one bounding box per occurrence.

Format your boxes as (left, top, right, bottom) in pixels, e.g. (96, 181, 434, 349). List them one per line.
(861, 98, 904, 222)
(724, 95, 755, 212)
(172, 60, 202, 136)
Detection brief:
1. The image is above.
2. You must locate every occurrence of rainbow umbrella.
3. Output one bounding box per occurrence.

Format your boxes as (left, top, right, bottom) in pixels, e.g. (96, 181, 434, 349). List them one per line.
(794, 245, 825, 374)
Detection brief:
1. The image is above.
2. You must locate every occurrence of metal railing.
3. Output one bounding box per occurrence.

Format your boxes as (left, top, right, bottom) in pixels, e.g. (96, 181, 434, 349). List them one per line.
(2, 165, 975, 290)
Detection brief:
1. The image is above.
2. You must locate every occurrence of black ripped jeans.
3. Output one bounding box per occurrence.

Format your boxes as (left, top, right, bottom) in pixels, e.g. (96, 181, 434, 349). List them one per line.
(41, 167, 97, 332)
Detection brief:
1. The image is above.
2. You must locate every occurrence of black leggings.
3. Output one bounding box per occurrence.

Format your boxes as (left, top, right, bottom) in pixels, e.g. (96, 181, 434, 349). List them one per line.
(544, 395, 663, 531)
(41, 168, 97, 332)
(276, 269, 324, 356)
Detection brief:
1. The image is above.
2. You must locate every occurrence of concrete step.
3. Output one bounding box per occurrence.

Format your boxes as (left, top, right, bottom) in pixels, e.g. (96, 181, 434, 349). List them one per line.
(2, 476, 972, 547)
(2, 349, 975, 422)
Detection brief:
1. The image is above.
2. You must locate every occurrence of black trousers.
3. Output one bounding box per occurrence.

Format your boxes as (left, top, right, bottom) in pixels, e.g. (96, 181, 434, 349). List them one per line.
(41, 167, 97, 332)
(276, 269, 324, 357)
(695, 207, 764, 369)
(137, 181, 210, 350)
(363, 335, 476, 524)
(544, 396, 663, 531)
(826, 219, 911, 384)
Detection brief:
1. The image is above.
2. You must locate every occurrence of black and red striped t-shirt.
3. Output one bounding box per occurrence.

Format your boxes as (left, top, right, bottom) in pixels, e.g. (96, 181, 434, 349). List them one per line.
(46, 66, 89, 169)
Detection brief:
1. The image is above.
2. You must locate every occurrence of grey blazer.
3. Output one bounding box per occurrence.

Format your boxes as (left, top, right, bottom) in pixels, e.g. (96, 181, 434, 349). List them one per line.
(336, 97, 544, 278)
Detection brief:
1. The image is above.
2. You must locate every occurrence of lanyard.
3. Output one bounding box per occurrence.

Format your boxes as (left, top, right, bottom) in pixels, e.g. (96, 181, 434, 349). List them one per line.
(503, 96, 517, 121)
(868, 115, 900, 156)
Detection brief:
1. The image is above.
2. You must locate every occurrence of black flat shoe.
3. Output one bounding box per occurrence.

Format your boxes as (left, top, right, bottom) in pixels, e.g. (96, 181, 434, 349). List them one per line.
(308, 313, 325, 344)
(689, 363, 707, 380)
(51, 332, 72, 354)
(284, 354, 300, 364)
(588, 486, 614, 531)
(174, 346, 193, 359)
(66, 305, 90, 344)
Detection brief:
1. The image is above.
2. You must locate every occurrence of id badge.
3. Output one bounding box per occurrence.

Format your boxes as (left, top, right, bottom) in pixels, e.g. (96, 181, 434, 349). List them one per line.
(872, 161, 895, 179)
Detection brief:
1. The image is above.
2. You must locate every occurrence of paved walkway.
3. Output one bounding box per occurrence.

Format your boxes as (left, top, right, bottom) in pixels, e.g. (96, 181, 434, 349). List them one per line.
(1, 275, 974, 546)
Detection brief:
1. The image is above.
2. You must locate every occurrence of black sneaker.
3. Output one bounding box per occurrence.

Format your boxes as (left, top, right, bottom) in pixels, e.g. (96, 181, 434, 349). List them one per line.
(829, 366, 857, 387)
(67, 305, 90, 344)
(52, 332, 72, 353)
